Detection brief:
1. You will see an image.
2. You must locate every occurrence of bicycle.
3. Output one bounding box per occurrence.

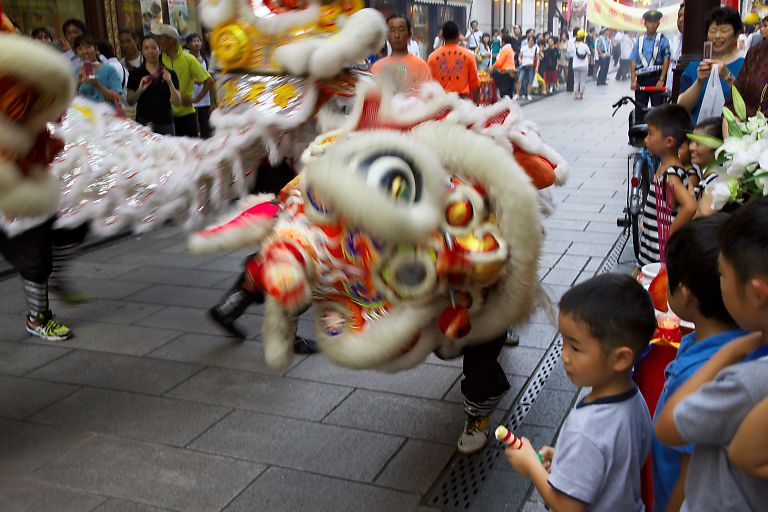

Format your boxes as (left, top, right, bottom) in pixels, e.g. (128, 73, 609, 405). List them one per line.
(611, 86, 666, 261)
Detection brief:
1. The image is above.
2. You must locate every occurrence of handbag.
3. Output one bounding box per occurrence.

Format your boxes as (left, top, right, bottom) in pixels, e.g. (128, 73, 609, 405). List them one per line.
(698, 63, 726, 120)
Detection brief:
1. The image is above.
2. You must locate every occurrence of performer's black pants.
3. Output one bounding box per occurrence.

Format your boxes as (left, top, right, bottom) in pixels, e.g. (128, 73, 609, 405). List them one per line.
(461, 333, 510, 416)
(0, 219, 54, 283)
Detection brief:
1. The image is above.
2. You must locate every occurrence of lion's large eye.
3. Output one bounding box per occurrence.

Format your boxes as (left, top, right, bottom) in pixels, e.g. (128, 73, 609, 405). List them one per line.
(357, 153, 421, 203)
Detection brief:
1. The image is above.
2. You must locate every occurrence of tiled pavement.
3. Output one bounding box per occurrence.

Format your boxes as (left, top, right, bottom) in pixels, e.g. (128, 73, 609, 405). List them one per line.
(0, 76, 637, 512)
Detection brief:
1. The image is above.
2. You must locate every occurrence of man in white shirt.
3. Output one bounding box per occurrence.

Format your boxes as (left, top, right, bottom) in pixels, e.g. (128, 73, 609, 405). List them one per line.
(466, 20, 483, 52)
(666, 3, 684, 91)
(616, 32, 634, 81)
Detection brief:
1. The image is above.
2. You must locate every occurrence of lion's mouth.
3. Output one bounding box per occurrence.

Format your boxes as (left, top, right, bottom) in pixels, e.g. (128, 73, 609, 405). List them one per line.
(0, 74, 54, 124)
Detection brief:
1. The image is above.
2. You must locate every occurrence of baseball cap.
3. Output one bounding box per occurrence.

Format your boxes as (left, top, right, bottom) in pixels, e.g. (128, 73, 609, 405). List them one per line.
(155, 24, 180, 40)
(643, 9, 663, 22)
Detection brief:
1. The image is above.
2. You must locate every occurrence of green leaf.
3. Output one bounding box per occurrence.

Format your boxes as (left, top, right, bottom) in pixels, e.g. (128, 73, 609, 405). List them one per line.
(732, 85, 747, 121)
(687, 132, 723, 149)
(723, 108, 743, 138)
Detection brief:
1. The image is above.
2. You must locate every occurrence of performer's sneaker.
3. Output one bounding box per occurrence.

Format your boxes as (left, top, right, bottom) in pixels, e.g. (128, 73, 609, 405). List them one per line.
(457, 415, 491, 454)
(26, 312, 74, 341)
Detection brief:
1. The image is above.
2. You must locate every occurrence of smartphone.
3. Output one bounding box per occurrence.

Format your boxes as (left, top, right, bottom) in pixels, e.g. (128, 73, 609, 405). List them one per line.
(83, 61, 95, 79)
(703, 41, 713, 61)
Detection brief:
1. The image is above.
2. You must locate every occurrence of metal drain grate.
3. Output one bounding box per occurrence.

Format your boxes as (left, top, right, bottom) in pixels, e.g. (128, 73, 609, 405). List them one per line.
(422, 230, 629, 510)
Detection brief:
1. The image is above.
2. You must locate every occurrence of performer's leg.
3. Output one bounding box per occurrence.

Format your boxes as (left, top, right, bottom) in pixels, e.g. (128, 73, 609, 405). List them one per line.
(458, 333, 510, 454)
(50, 222, 90, 303)
(208, 262, 264, 340)
(0, 220, 73, 341)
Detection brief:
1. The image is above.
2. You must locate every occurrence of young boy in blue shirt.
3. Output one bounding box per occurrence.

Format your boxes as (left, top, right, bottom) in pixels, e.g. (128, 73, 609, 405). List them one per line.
(651, 215, 746, 512)
(505, 274, 657, 511)
(655, 198, 768, 511)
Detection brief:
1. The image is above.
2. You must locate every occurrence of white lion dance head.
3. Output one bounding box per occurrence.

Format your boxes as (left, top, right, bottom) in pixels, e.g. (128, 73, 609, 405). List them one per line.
(192, 83, 568, 372)
(0, 10, 74, 217)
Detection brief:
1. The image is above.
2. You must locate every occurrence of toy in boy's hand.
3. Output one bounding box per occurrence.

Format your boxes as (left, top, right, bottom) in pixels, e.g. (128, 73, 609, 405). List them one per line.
(649, 266, 668, 312)
(496, 425, 543, 461)
(495, 425, 523, 449)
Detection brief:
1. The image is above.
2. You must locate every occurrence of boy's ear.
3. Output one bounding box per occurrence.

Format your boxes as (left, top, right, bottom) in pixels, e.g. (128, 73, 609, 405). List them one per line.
(611, 346, 636, 372)
(749, 275, 768, 307)
(665, 136, 678, 151)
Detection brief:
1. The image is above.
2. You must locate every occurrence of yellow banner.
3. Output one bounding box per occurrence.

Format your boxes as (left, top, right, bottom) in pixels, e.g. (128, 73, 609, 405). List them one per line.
(587, 0, 679, 33)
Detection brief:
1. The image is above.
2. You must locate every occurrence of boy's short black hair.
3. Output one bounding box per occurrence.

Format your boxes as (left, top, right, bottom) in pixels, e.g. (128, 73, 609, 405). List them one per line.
(118, 27, 137, 40)
(97, 41, 116, 59)
(646, 104, 692, 149)
(442, 21, 459, 40)
(705, 7, 743, 35)
(31, 27, 53, 40)
(666, 215, 735, 323)
(73, 35, 99, 51)
(502, 34, 513, 45)
(560, 274, 656, 360)
(719, 197, 768, 285)
(62, 18, 88, 35)
(695, 116, 723, 140)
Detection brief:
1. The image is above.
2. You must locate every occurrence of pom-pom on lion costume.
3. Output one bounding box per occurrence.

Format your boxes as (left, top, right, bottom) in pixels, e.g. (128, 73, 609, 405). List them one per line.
(190, 83, 568, 372)
(0, 8, 74, 217)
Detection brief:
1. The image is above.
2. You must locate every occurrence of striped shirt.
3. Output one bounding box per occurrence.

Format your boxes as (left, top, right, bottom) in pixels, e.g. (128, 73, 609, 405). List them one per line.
(638, 166, 686, 266)
(695, 171, 720, 201)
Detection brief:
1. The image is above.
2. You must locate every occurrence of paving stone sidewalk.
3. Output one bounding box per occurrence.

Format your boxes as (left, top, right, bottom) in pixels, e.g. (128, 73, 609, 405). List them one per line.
(0, 77, 636, 512)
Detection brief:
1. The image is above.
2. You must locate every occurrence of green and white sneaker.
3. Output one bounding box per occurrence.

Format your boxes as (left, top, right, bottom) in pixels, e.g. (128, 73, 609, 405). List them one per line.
(26, 312, 74, 341)
(457, 415, 491, 454)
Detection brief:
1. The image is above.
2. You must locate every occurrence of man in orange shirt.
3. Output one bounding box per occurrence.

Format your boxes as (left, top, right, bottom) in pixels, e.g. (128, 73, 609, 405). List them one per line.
(427, 21, 480, 102)
(492, 34, 517, 98)
(372, 14, 432, 95)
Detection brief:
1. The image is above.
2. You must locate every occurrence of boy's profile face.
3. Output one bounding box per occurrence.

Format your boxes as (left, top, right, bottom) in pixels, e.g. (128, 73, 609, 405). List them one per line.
(645, 123, 669, 158)
(719, 253, 763, 331)
(559, 312, 618, 388)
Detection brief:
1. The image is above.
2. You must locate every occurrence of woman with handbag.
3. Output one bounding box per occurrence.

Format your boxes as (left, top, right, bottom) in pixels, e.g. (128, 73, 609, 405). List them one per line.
(677, 7, 744, 123)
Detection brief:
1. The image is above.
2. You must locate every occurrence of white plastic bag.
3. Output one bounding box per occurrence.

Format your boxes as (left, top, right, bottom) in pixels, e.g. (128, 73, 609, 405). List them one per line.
(698, 63, 725, 120)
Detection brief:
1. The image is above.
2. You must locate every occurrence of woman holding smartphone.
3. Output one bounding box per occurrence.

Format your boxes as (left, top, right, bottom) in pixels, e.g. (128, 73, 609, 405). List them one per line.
(127, 35, 181, 135)
(677, 7, 744, 123)
(74, 35, 123, 104)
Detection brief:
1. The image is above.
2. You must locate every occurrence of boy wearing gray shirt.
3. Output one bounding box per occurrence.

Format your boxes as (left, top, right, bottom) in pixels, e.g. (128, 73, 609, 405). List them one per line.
(505, 274, 656, 511)
(655, 198, 768, 512)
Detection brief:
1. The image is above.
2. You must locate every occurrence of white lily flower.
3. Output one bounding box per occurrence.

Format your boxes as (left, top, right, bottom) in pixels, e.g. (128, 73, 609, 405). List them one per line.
(711, 181, 733, 210)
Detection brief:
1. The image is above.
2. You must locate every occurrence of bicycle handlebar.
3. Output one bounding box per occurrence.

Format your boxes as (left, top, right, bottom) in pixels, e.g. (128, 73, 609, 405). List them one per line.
(610, 87, 668, 117)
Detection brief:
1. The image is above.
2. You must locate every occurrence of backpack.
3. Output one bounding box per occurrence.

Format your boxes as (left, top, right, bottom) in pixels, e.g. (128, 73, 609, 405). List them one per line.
(576, 44, 588, 60)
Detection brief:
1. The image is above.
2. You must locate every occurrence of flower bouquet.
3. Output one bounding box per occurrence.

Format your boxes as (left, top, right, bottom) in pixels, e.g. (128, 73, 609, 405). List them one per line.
(688, 86, 768, 211)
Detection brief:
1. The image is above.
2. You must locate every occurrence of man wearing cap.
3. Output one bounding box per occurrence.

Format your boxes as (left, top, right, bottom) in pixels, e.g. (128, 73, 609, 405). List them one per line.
(630, 9, 670, 118)
(157, 24, 213, 137)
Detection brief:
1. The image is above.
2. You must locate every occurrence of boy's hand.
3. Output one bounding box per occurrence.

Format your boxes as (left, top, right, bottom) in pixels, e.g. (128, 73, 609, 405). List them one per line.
(504, 437, 542, 477)
(539, 445, 555, 471)
(718, 331, 764, 363)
